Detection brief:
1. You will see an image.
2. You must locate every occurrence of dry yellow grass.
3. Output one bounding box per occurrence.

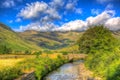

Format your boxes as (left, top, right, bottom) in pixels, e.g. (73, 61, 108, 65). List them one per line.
(40, 53, 62, 59)
(0, 59, 24, 70)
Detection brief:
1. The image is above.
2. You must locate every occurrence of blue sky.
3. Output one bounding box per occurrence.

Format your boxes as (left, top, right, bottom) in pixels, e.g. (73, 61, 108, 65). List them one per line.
(0, 0, 120, 31)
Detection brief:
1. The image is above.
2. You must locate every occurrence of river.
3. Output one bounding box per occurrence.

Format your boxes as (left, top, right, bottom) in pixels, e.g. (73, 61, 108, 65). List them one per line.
(44, 60, 86, 80)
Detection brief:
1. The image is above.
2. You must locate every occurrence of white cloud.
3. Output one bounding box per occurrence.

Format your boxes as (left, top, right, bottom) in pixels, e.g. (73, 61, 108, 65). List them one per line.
(65, 0, 78, 10)
(87, 10, 115, 26)
(66, 3, 74, 10)
(2, 0, 15, 8)
(91, 9, 101, 15)
(20, 20, 87, 32)
(65, 0, 82, 14)
(16, 0, 120, 32)
(105, 17, 120, 30)
(50, 0, 64, 8)
(75, 8, 82, 14)
(17, 0, 83, 32)
(57, 20, 87, 31)
(15, 18, 21, 22)
(46, 8, 61, 19)
(55, 10, 118, 31)
(19, 10, 120, 32)
(18, 1, 61, 22)
(20, 22, 58, 32)
(105, 3, 113, 10)
(18, 1, 48, 19)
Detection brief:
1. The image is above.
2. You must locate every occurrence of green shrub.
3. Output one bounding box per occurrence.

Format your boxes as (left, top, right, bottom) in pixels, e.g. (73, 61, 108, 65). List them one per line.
(18, 55, 69, 80)
(78, 25, 117, 54)
(62, 51, 68, 55)
(0, 66, 22, 80)
(0, 45, 12, 54)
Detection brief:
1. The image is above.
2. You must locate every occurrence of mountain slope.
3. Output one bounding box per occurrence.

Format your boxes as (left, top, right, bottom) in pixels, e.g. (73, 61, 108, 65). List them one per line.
(0, 23, 41, 53)
(19, 30, 83, 49)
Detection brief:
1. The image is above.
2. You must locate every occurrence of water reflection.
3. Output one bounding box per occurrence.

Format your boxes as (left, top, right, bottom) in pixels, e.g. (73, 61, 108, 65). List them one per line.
(44, 60, 83, 80)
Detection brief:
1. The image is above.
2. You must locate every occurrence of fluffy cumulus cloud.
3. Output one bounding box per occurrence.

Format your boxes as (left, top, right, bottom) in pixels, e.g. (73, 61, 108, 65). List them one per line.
(17, 1, 62, 24)
(17, 0, 82, 31)
(19, 10, 120, 32)
(105, 17, 120, 30)
(17, 0, 120, 32)
(18, 0, 79, 20)
(57, 20, 87, 31)
(18, 1, 48, 19)
(87, 10, 115, 26)
(20, 22, 58, 32)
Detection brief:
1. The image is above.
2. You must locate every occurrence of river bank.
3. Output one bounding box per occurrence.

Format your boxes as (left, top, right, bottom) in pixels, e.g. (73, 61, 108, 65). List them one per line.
(44, 60, 101, 80)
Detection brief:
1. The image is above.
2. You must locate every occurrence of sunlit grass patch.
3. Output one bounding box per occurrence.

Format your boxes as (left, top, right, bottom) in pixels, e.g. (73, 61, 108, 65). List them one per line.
(0, 59, 24, 70)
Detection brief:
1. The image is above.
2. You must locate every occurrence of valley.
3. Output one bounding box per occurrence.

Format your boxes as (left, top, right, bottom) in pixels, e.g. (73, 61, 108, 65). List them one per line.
(0, 23, 120, 80)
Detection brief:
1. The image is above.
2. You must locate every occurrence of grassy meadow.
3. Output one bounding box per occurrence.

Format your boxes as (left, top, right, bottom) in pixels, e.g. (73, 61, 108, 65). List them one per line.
(0, 53, 84, 80)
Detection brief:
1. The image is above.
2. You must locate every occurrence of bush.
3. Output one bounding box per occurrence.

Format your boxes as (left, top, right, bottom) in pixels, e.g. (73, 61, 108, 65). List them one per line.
(0, 66, 22, 80)
(0, 45, 12, 54)
(62, 51, 68, 55)
(78, 25, 117, 54)
(25, 50, 31, 54)
(34, 51, 42, 58)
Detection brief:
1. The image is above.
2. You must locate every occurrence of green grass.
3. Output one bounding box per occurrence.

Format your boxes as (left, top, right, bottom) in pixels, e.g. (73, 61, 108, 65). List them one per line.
(0, 53, 85, 80)
(85, 49, 120, 80)
(0, 23, 41, 54)
(0, 54, 69, 80)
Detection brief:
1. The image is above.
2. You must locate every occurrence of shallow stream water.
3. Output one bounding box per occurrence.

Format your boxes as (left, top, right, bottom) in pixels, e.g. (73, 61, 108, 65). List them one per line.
(44, 60, 83, 80)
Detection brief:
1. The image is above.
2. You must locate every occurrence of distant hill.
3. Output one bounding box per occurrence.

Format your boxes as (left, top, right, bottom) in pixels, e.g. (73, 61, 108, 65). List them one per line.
(0, 23, 41, 54)
(19, 30, 83, 49)
(112, 31, 120, 40)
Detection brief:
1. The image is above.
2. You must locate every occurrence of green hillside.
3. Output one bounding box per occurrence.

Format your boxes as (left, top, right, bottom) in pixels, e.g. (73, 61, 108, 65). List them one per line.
(19, 30, 83, 49)
(0, 22, 83, 53)
(0, 23, 41, 54)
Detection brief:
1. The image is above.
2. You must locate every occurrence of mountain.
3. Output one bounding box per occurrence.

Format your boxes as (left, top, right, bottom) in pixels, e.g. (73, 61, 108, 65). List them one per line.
(19, 30, 83, 49)
(0, 22, 83, 54)
(1, 22, 120, 54)
(0, 23, 41, 54)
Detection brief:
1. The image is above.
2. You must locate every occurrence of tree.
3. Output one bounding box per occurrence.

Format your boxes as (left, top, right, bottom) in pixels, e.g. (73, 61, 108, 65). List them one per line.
(78, 25, 117, 54)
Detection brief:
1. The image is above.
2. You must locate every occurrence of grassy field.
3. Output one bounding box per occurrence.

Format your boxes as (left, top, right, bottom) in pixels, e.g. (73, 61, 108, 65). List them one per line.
(0, 53, 84, 80)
